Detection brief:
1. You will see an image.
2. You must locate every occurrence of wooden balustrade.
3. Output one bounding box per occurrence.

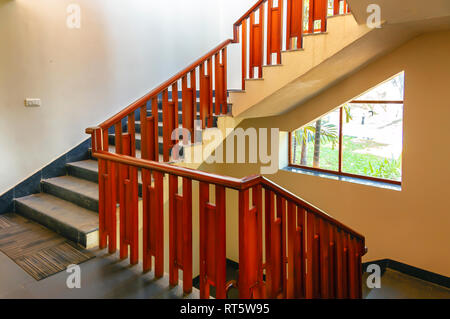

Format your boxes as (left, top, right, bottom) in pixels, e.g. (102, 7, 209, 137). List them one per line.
(86, 0, 358, 300)
(86, 1, 351, 161)
(234, 0, 350, 83)
(90, 149, 366, 299)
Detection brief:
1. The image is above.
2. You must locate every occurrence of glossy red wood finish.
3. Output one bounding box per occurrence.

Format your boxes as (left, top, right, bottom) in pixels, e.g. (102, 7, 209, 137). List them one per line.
(286, 0, 303, 50)
(88, 0, 360, 300)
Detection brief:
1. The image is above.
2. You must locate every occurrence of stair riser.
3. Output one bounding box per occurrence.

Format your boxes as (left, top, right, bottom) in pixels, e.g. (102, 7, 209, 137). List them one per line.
(15, 200, 95, 248)
(41, 181, 98, 212)
(67, 164, 99, 184)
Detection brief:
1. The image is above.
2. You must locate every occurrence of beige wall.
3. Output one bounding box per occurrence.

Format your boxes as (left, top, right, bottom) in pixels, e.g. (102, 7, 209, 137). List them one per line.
(198, 30, 450, 277)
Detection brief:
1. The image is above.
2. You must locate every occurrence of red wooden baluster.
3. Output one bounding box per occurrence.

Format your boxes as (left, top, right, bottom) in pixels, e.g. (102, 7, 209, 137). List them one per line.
(253, 185, 264, 299)
(169, 175, 193, 293)
(333, 0, 340, 15)
(356, 239, 364, 299)
(98, 158, 107, 250)
(169, 174, 179, 286)
(221, 47, 228, 115)
(182, 177, 193, 293)
(190, 69, 197, 129)
(140, 105, 148, 160)
(182, 76, 194, 142)
(114, 122, 123, 155)
(305, 211, 321, 298)
(199, 183, 227, 299)
(267, 0, 283, 64)
(199, 182, 209, 299)
(118, 134, 138, 265)
(310, 0, 327, 33)
(207, 58, 213, 127)
(286, 0, 303, 50)
(250, 6, 264, 79)
(348, 234, 357, 298)
(287, 204, 305, 299)
(264, 189, 274, 297)
(146, 116, 156, 161)
(268, 195, 286, 298)
(214, 185, 226, 299)
(142, 168, 151, 272)
(106, 160, 117, 254)
(154, 171, 164, 277)
(151, 98, 159, 161)
(319, 218, 330, 298)
(342, 231, 349, 298)
(334, 228, 344, 298)
(142, 169, 164, 276)
(128, 114, 136, 158)
(328, 224, 336, 298)
(199, 62, 212, 129)
(162, 90, 171, 162)
(238, 186, 263, 299)
(214, 52, 221, 117)
(172, 82, 179, 145)
(114, 123, 122, 202)
(241, 19, 247, 89)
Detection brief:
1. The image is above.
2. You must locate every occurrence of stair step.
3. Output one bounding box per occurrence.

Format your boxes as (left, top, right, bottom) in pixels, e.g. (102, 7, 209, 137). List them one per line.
(41, 176, 98, 212)
(66, 160, 99, 183)
(15, 193, 99, 248)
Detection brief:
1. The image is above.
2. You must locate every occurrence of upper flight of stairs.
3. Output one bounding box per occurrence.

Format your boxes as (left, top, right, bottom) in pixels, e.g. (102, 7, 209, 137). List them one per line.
(13, 98, 228, 249)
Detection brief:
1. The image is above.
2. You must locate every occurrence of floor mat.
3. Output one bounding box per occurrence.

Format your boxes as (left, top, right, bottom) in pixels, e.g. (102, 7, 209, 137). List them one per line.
(0, 213, 94, 281)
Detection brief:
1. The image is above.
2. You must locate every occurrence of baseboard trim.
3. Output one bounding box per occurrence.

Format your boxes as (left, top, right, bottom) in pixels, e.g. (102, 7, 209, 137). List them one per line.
(0, 138, 91, 215)
(363, 259, 449, 289)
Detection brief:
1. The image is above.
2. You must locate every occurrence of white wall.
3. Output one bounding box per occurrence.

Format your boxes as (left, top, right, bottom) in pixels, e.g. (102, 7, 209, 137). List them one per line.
(0, 0, 256, 195)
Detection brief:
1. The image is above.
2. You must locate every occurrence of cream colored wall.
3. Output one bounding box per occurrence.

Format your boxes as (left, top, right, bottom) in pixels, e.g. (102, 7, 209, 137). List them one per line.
(0, 0, 256, 195)
(198, 30, 450, 277)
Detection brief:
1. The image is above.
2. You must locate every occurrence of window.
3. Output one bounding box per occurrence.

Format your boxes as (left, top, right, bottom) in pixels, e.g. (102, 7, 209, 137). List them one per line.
(290, 72, 404, 185)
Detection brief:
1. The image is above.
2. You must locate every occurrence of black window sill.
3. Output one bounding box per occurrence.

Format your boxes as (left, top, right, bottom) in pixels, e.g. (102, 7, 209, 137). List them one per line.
(283, 166, 402, 191)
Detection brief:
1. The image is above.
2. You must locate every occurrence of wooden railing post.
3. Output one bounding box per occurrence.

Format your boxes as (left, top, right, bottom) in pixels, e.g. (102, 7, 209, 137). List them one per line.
(287, 204, 305, 298)
(241, 19, 247, 89)
(267, 0, 283, 64)
(238, 186, 264, 299)
(286, 0, 303, 50)
(169, 175, 193, 294)
(199, 183, 227, 299)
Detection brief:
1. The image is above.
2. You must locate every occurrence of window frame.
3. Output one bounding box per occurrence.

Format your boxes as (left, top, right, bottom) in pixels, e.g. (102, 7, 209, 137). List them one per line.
(288, 99, 403, 186)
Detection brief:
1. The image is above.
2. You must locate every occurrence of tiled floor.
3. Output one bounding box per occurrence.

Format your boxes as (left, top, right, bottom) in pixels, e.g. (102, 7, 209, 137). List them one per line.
(364, 268, 450, 299)
(0, 249, 199, 299)
(1, 247, 448, 299)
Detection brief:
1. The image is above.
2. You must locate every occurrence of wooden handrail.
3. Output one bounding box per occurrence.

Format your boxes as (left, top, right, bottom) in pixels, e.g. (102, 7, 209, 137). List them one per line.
(89, 39, 233, 131)
(92, 150, 365, 242)
(233, 0, 266, 27)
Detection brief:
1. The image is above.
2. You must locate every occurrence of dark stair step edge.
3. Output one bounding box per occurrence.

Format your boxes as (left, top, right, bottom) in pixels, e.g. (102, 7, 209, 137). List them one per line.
(41, 177, 99, 212)
(14, 194, 98, 248)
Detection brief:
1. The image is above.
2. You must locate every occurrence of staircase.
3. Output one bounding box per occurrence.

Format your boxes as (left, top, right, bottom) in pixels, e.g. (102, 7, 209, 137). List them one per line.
(13, 98, 227, 249)
(9, 0, 368, 299)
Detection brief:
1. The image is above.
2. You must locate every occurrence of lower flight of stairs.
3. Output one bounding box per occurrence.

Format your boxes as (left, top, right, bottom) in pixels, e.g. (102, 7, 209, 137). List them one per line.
(12, 99, 228, 249)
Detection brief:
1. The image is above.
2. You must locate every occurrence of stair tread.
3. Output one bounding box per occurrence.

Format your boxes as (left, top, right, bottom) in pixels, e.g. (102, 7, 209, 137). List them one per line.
(15, 193, 98, 234)
(66, 159, 98, 172)
(42, 175, 98, 201)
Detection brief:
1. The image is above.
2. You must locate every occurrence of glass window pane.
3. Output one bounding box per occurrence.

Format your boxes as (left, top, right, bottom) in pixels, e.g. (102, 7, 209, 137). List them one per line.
(355, 73, 404, 102)
(292, 109, 340, 171)
(342, 103, 403, 181)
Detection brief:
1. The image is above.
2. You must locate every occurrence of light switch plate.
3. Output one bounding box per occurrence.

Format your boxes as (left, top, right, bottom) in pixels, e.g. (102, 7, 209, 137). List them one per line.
(25, 98, 41, 107)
